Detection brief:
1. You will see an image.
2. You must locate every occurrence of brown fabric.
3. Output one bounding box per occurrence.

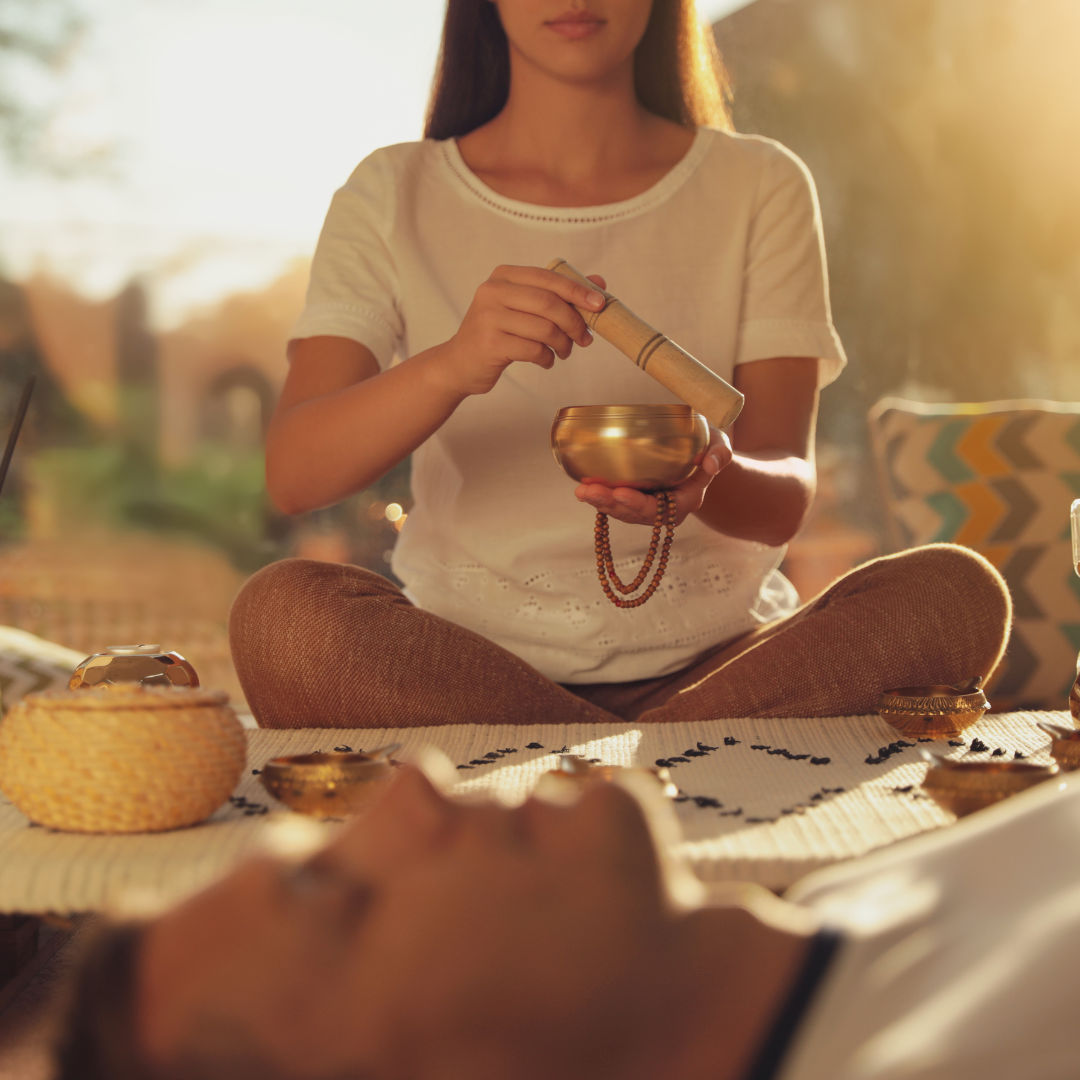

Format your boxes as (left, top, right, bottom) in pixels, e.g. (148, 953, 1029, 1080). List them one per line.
(581, 543, 1013, 721)
(229, 544, 1011, 729)
(229, 560, 615, 729)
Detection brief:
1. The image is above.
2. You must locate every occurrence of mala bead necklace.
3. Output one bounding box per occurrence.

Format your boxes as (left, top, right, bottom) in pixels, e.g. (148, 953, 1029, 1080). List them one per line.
(594, 490, 677, 608)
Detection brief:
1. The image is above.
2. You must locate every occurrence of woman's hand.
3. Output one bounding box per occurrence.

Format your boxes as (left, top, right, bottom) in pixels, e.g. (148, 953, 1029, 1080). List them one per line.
(574, 427, 733, 526)
(435, 265, 607, 396)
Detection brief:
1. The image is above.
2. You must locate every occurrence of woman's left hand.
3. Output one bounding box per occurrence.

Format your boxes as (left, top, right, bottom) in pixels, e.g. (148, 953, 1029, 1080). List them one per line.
(574, 427, 733, 526)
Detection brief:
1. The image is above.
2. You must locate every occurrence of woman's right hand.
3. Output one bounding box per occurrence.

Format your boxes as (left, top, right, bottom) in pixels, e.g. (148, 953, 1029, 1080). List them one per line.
(435, 265, 608, 396)
(266, 267, 606, 514)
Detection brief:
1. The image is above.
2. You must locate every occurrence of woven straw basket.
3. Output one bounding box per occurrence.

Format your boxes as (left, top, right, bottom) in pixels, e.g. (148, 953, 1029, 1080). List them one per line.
(0, 684, 246, 833)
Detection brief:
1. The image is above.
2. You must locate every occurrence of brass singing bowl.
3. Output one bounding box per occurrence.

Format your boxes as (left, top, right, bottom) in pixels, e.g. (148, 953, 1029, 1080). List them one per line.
(551, 405, 709, 491)
(260, 750, 396, 817)
(876, 677, 988, 740)
(921, 759, 1058, 818)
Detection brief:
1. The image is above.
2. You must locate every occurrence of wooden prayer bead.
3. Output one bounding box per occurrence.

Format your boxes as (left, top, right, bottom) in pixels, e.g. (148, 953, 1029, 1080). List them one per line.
(594, 490, 677, 608)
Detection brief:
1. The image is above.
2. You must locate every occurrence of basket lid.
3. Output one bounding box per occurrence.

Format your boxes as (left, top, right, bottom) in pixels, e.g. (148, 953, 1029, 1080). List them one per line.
(22, 685, 229, 710)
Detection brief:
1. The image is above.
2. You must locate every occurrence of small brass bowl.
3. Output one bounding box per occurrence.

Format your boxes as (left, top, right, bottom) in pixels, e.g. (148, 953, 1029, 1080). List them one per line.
(877, 678, 988, 740)
(1036, 721, 1080, 772)
(1051, 736, 1080, 772)
(921, 759, 1058, 817)
(551, 405, 709, 491)
(260, 752, 394, 817)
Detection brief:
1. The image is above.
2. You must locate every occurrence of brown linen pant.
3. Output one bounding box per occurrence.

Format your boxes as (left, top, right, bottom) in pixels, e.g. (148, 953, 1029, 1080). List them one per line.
(229, 544, 1011, 729)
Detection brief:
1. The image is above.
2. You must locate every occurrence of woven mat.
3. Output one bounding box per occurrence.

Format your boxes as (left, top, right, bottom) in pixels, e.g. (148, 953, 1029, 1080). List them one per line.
(0, 712, 1068, 913)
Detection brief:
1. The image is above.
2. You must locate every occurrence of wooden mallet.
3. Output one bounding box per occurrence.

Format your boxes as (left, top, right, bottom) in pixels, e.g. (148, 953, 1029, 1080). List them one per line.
(549, 259, 744, 430)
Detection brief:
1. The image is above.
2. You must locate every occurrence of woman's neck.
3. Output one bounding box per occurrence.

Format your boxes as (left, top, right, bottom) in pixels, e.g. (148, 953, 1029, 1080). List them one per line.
(456, 48, 695, 207)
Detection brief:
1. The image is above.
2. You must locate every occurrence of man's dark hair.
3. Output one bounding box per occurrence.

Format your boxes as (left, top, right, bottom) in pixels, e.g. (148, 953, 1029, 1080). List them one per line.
(54, 922, 316, 1080)
(54, 922, 151, 1080)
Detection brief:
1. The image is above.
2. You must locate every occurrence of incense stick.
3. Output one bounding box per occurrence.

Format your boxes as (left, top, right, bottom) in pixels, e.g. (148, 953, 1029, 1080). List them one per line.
(0, 376, 35, 501)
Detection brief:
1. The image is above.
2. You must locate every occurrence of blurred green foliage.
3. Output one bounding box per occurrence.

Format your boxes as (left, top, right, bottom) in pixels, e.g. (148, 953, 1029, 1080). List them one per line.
(26, 444, 288, 571)
(22, 439, 415, 575)
(128, 448, 286, 572)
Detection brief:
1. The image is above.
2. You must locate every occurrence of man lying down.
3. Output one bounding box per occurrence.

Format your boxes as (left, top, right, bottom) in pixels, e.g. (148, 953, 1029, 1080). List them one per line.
(58, 762, 1080, 1080)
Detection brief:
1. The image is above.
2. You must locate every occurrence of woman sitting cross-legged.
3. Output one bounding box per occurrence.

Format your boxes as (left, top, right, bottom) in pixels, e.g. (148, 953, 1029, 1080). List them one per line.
(229, 0, 1011, 727)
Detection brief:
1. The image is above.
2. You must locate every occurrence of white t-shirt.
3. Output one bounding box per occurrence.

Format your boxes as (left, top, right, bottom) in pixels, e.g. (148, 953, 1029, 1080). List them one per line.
(775, 773, 1080, 1079)
(291, 128, 846, 683)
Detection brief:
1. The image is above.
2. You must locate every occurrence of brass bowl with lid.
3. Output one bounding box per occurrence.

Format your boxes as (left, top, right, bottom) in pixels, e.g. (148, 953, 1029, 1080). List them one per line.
(876, 677, 988, 740)
(551, 404, 709, 492)
(70, 644, 199, 690)
(921, 758, 1058, 818)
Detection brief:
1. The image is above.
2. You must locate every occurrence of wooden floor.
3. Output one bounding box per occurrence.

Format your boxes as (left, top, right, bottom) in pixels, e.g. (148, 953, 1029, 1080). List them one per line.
(0, 918, 92, 1080)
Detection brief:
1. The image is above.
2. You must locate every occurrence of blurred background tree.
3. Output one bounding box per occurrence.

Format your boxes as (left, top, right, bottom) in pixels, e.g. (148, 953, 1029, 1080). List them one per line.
(0, 0, 83, 164)
(716, 0, 1080, 553)
(0, 0, 94, 539)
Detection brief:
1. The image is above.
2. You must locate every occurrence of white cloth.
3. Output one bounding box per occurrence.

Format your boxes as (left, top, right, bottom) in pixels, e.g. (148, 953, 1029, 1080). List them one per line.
(291, 128, 846, 683)
(1, 712, 1066, 915)
(781, 771, 1080, 1080)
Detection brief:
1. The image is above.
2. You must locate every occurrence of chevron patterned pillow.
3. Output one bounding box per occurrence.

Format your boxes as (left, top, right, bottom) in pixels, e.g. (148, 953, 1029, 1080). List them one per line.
(0, 626, 84, 715)
(869, 399, 1080, 710)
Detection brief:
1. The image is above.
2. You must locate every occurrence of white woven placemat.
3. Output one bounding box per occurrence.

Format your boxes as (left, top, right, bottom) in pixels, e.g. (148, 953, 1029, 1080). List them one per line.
(0, 711, 1068, 913)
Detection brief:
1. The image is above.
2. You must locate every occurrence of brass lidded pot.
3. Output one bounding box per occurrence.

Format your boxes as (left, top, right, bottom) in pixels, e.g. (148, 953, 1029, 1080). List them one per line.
(70, 645, 199, 690)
